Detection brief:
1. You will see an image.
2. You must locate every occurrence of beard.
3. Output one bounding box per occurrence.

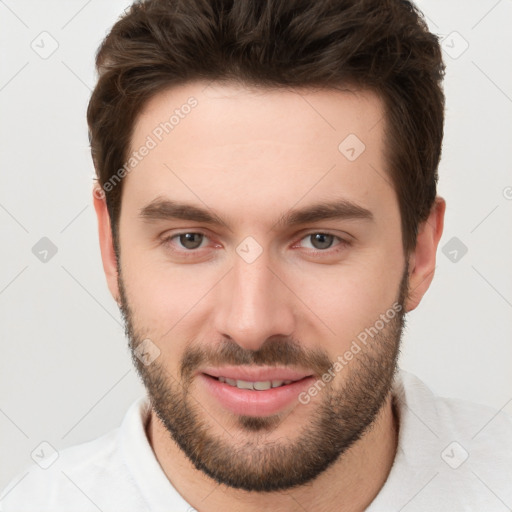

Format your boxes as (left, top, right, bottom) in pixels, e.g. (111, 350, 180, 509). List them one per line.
(118, 266, 408, 493)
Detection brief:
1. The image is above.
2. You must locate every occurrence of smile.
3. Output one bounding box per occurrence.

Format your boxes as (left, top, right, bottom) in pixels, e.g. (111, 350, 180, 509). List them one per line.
(198, 368, 316, 416)
(215, 376, 295, 390)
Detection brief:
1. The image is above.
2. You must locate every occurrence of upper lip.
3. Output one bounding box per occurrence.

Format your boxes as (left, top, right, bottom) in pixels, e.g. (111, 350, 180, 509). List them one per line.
(200, 366, 313, 382)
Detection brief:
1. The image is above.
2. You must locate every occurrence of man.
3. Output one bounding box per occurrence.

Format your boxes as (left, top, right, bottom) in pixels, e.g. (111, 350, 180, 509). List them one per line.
(1, 0, 511, 510)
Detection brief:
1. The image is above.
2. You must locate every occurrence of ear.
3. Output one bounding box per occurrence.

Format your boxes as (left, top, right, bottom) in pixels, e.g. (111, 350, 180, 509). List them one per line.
(93, 186, 120, 304)
(405, 196, 446, 312)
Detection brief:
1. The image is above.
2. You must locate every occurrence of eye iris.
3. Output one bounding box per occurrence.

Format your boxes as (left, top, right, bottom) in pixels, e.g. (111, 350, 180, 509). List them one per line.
(180, 233, 203, 249)
(311, 233, 334, 250)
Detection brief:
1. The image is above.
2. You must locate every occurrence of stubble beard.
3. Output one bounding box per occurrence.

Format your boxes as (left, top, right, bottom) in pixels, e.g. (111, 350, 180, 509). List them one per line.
(118, 267, 408, 492)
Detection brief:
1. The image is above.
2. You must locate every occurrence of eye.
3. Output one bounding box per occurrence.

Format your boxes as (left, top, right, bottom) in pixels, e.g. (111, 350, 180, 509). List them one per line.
(296, 232, 347, 251)
(161, 231, 349, 259)
(166, 232, 208, 251)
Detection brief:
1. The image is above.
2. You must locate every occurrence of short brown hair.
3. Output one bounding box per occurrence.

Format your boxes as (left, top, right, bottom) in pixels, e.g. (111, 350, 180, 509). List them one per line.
(87, 0, 445, 253)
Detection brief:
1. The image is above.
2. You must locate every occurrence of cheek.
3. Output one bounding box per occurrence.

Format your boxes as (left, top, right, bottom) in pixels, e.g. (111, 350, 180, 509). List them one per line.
(121, 248, 219, 342)
(291, 258, 403, 353)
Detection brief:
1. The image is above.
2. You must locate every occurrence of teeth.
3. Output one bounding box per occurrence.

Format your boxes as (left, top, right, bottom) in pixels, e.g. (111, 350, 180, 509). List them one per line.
(253, 381, 272, 390)
(236, 379, 254, 390)
(217, 377, 294, 390)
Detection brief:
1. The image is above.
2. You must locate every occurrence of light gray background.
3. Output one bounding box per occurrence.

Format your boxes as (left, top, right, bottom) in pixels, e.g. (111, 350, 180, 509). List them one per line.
(1, 0, 511, 491)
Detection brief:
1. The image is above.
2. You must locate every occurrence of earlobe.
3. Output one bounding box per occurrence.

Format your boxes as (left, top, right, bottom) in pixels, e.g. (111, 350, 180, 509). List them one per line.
(93, 186, 121, 303)
(405, 197, 446, 312)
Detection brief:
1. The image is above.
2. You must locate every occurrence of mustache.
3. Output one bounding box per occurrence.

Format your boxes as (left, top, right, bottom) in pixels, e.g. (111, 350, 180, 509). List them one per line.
(180, 335, 333, 382)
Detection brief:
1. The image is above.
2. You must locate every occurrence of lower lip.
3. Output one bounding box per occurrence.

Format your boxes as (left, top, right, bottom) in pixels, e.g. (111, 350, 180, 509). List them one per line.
(198, 373, 315, 417)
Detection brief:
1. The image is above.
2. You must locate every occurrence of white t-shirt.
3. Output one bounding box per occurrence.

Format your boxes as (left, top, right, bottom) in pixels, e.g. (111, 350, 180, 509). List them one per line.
(1, 369, 511, 511)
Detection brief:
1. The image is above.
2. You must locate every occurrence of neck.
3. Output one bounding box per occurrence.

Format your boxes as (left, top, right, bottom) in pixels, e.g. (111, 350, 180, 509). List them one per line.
(146, 394, 398, 512)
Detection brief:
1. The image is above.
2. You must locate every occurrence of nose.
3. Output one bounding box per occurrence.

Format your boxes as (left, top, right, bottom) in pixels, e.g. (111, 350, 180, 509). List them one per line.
(214, 249, 296, 351)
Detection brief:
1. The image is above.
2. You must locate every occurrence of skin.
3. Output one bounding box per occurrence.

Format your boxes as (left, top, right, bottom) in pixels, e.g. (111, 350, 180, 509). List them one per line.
(94, 81, 445, 511)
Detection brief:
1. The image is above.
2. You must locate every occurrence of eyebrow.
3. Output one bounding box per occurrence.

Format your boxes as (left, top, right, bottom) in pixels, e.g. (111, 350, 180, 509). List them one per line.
(139, 197, 373, 230)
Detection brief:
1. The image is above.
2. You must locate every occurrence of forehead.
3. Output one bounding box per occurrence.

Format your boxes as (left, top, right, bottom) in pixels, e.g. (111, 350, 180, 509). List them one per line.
(122, 81, 395, 228)
(133, 81, 384, 151)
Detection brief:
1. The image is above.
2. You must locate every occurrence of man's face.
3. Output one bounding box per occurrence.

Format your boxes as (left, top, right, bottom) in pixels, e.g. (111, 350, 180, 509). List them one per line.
(115, 82, 408, 491)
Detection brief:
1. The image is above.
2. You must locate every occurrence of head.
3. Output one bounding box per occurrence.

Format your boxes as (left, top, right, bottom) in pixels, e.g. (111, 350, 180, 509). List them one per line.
(89, 0, 445, 492)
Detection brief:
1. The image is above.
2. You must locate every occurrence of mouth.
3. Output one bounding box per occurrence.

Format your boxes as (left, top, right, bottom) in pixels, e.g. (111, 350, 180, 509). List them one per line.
(197, 366, 316, 417)
(205, 374, 307, 390)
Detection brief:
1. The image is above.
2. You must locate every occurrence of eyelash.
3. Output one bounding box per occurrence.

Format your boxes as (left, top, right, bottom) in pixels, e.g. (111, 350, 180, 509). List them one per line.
(161, 231, 350, 258)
